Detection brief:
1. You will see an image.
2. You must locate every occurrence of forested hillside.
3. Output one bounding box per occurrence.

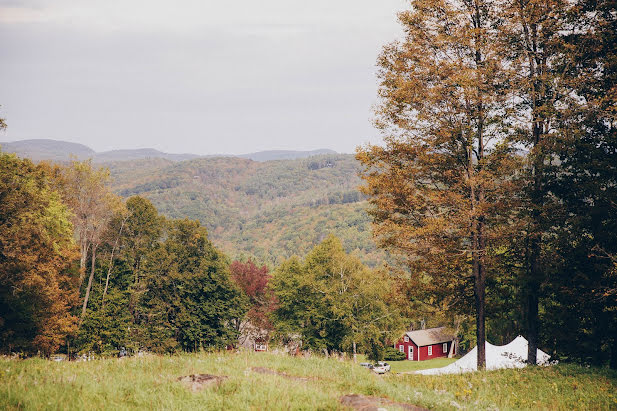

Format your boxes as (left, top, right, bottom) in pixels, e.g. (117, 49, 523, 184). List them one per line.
(106, 154, 384, 266)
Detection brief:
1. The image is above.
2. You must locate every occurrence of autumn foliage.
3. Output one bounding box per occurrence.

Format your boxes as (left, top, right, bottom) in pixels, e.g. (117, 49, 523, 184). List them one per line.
(230, 259, 274, 331)
(0, 153, 80, 355)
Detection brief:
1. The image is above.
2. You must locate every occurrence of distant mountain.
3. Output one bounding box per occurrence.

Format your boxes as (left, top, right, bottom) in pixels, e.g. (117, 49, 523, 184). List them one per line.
(0, 139, 338, 163)
(239, 149, 337, 162)
(0, 139, 95, 162)
(95, 148, 199, 162)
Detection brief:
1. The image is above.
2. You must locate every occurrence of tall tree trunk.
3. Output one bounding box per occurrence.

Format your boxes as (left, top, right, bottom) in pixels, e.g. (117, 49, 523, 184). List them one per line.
(476, 221, 487, 369)
(470, 151, 487, 369)
(472, 209, 487, 370)
(610, 335, 617, 370)
(470, 0, 487, 370)
(80, 243, 98, 325)
(102, 217, 126, 306)
(526, 98, 545, 366)
(79, 239, 90, 287)
(527, 170, 542, 365)
(516, 1, 547, 366)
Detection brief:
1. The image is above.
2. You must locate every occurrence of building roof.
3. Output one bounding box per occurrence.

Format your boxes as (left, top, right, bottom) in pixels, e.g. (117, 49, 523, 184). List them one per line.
(405, 327, 454, 347)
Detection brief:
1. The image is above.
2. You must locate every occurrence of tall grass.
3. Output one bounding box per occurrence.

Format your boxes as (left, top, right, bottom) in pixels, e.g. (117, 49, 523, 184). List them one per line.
(1, 352, 615, 410)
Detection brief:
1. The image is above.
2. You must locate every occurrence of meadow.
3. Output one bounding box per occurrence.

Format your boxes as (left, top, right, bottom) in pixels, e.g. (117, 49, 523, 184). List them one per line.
(1, 352, 615, 410)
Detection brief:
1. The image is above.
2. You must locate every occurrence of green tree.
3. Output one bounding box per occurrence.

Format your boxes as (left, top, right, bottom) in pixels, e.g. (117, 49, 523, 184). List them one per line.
(270, 235, 401, 355)
(139, 219, 247, 353)
(538, 0, 617, 367)
(76, 197, 162, 354)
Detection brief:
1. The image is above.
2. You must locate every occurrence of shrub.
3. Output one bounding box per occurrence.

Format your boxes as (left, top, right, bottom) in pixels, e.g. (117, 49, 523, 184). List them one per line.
(384, 347, 406, 361)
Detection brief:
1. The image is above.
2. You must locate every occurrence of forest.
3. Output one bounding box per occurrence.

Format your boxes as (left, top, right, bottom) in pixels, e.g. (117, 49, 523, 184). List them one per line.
(105, 154, 384, 266)
(0, 0, 616, 374)
(0, 153, 401, 358)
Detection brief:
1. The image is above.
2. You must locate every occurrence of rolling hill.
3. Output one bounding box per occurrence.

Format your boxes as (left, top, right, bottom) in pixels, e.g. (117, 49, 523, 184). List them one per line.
(106, 154, 384, 266)
(0, 139, 383, 266)
(0, 139, 95, 162)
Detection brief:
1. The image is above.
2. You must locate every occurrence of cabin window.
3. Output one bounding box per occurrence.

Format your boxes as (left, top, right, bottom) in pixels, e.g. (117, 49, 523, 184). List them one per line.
(443, 343, 447, 352)
(399, 345, 404, 353)
(428, 346, 433, 355)
(404, 336, 409, 342)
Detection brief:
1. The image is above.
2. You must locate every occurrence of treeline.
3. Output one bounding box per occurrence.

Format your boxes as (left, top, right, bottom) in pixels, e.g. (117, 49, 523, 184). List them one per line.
(0, 153, 246, 356)
(0, 151, 398, 358)
(358, 0, 617, 368)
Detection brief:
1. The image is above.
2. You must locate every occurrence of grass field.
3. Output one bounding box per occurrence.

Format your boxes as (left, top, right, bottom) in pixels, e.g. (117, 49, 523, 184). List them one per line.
(1, 352, 615, 410)
(388, 358, 457, 374)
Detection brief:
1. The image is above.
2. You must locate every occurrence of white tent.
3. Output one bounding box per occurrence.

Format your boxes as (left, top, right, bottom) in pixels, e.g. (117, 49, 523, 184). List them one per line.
(416, 336, 551, 375)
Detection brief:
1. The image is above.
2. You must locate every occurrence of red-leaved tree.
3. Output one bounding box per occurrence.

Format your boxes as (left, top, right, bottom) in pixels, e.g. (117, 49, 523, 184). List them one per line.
(229, 260, 275, 342)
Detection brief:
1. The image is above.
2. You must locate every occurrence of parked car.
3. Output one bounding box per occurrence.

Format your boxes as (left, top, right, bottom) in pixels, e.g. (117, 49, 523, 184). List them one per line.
(377, 361, 391, 372)
(359, 362, 372, 368)
(371, 363, 388, 374)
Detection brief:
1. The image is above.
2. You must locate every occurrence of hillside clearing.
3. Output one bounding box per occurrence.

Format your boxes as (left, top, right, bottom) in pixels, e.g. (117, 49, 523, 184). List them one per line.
(1, 352, 614, 410)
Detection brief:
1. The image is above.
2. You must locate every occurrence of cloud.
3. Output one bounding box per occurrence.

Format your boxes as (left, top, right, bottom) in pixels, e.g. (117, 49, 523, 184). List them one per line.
(0, 0, 405, 154)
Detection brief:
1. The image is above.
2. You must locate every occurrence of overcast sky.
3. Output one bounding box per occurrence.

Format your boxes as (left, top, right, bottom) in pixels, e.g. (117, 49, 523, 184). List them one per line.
(0, 0, 406, 155)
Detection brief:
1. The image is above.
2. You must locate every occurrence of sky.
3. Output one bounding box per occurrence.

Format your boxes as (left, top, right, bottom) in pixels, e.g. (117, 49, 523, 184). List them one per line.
(0, 0, 407, 155)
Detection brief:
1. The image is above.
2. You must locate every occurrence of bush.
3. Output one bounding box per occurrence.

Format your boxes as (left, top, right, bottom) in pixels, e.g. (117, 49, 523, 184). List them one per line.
(383, 347, 406, 361)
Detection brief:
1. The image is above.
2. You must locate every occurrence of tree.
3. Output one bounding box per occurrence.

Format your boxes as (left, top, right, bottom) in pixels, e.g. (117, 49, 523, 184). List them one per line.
(62, 160, 112, 276)
(357, 0, 517, 368)
(539, 0, 617, 367)
(139, 219, 247, 352)
(498, 0, 572, 366)
(121, 196, 163, 286)
(0, 152, 80, 355)
(229, 259, 274, 344)
(270, 235, 401, 355)
(60, 160, 120, 324)
(75, 197, 163, 355)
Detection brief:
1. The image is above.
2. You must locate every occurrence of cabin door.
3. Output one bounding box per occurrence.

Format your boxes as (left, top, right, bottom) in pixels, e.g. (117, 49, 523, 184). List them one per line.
(408, 345, 414, 361)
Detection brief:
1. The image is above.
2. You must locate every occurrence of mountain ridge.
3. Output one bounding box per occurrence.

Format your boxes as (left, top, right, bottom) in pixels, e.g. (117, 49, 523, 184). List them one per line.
(0, 139, 338, 162)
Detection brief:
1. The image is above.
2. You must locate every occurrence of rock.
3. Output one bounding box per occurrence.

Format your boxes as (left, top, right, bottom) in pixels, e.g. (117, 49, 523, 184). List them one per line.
(177, 374, 227, 392)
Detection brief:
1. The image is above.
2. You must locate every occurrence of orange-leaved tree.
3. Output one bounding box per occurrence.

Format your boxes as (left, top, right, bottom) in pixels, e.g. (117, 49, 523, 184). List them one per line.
(357, 0, 519, 368)
(0, 152, 80, 356)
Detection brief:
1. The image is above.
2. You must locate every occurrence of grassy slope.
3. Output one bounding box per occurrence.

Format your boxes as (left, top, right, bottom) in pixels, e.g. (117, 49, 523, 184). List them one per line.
(106, 155, 385, 266)
(389, 358, 457, 374)
(1, 353, 615, 410)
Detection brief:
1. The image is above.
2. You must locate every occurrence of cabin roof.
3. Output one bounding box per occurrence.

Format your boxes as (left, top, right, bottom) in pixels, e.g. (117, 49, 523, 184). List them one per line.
(405, 327, 454, 347)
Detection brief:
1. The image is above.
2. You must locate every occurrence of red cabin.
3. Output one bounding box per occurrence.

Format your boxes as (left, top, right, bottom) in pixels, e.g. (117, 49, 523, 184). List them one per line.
(395, 327, 455, 361)
(254, 337, 268, 352)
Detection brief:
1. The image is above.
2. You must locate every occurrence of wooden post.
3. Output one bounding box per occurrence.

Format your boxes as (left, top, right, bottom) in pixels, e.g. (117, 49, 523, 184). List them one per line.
(353, 342, 357, 362)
